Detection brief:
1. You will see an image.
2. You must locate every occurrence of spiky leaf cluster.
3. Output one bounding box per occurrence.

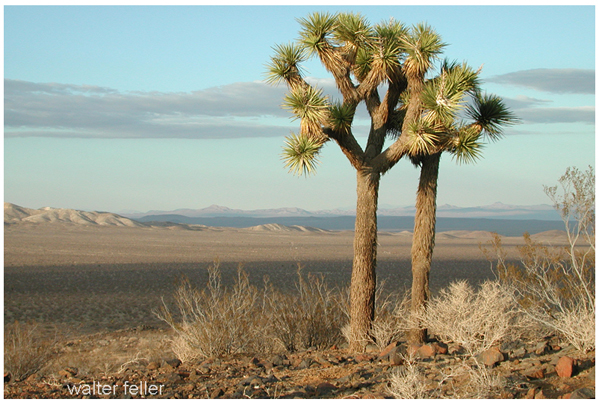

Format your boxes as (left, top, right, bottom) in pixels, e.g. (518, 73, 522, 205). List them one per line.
(407, 58, 516, 165)
(281, 133, 323, 176)
(466, 92, 519, 141)
(265, 43, 306, 86)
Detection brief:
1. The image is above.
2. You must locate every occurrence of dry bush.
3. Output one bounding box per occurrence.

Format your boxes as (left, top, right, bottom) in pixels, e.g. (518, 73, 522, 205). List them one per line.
(388, 355, 504, 399)
(369, 287, 411, 351)
(4, 321, 57, 381)
(387, 354, 431, 399)
(485, 166, 595, 353)
(155, 261, 266, 362)
(157, 261, 347, 361)
(267, 266, 347, 351)
(421, 280, 521, 356)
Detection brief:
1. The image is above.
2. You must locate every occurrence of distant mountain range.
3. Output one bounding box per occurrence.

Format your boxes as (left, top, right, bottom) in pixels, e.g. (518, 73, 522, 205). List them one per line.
(5, 202, 566, 237)
(121, 202, 564, 237)
(124, 202, 561, 221)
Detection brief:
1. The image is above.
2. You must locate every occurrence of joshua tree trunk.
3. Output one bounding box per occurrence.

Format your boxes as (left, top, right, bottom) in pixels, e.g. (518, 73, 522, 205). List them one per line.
(409, 152, 441, 345)
(349, 168, 380, 351)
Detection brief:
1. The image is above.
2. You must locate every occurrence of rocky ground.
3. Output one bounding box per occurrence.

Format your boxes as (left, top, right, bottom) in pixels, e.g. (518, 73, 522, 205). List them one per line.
(3, 327, 595, 399)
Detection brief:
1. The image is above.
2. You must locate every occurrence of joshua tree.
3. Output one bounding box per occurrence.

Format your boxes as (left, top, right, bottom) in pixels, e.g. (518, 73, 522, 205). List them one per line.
(267, 12, 448, 350)
(266, 12, 508, 350)
(405, 61, 517, 344)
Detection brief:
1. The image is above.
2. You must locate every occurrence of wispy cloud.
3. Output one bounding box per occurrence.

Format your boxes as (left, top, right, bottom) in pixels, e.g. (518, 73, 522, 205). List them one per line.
(5, 74, 594, 139)
(5, 79, 292, 138)
(487, 68, 595, 94)
(516, 106, 595, 125)
(500, 95, 594, 125)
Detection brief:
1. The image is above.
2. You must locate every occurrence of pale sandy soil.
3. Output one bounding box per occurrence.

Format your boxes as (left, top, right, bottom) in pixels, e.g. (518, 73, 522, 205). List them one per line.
(4, 222, 564, 336)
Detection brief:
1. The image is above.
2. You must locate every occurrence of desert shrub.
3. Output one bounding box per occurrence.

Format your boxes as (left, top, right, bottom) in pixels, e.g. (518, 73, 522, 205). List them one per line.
(421, 280, 521, 356)
(388, 354, 504, 399)
(157, 261, 348, 361)
(387, 354, 431, 399)
(4, 321, 56, 381)
(485, 166, 595, 352)
(267, 266, 347, 351)
(369, 286, 411, 351)
(156, 261, 266, 361)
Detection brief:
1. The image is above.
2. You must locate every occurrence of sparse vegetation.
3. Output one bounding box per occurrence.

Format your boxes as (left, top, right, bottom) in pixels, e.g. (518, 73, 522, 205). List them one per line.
(4, 321, 57, 382)
(484, 166, 595, 353)
(155, 261, 348, 361)
(387, 354, 505, 399)
(421, 280, 522, 356)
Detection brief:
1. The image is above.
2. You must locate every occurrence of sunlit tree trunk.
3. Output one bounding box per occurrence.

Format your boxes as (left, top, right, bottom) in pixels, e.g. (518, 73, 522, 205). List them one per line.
(409, 152, 441, 345)
(349, 168, 380, 351)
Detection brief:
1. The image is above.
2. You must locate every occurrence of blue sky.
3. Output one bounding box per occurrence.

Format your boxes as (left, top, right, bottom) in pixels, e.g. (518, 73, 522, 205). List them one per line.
(4, 5, 595, 213)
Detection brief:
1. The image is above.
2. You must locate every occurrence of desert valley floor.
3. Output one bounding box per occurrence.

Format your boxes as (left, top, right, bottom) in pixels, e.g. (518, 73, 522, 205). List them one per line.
(4, 220, 566, 337)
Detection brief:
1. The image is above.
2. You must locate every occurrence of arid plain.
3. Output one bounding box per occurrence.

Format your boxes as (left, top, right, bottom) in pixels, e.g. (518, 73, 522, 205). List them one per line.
(4, 208, 566, 337)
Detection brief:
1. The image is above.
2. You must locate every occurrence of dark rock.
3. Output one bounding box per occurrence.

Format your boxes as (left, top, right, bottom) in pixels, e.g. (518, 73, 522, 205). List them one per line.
(165, 358, 182, 368)
(161, 372, 183, 384)
(315, 382, 337, 396)
(570, 388, 595, 399)
(270, 354, 287, 367)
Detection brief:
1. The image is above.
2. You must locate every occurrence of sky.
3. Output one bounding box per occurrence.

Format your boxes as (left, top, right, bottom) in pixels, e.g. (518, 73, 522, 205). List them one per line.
(3, 4, 596, 213)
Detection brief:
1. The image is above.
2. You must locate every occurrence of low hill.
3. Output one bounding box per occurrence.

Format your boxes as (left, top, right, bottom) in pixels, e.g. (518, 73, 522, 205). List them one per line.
(4, 203, 147, 228)
(244, 223, 330, 233)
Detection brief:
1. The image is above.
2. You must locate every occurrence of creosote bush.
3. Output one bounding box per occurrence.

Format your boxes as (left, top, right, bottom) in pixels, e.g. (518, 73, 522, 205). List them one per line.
(4, 321, 57, 381)
(156, 261, 348, 361)
(421, 280, 522, 356)
(484, 166, 595, 353)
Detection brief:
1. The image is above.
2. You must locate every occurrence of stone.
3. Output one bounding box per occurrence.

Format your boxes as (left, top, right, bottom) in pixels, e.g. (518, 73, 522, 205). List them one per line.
(524, 388, 536, 399)
(378, 341, 398, 359)
(147, 361, 160, 370)
(534, 389, 547, 399)
(165, 358, 182, 368)
(479, 347, 505, 367)
(556, 356, 575, 378)
(298, 358, 312, 369)
(417, 344, 437, 358)
(432, 342, 448, 355)
(58, 368, 78, 379)
(315, 382, 337, 396)
(512, 347, 527, 358)
(270, 354, 287, 367)
(535, 341, 549, 355)
(570, 388, 595, 399)
(523, 367, 545, 379)
(355, 353, 373, 362)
